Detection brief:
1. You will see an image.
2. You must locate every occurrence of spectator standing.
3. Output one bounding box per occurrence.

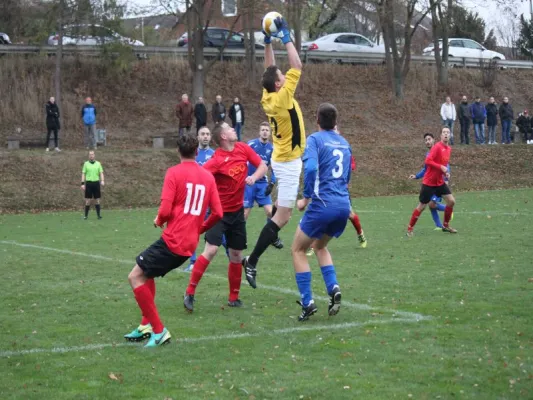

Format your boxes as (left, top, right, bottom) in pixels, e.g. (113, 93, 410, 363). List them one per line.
(229, 97, 245, 141)
(516, 110, 533, 144)
(499, 96, 514, 144)
(45, 96, 61, 152)
(470, 96, 486, 144)
(485, 96, 498, 145)
(176, 94, 194, 135)
(81, 97, 97, 149)
(211, 95, 226, 124)
(194, 96, 207, 133)
(440, 96, 456, 145)
(458, 96, 470, 145)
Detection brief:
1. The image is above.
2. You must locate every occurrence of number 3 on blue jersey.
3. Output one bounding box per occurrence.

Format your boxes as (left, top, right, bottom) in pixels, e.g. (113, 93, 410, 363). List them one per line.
(332, 149, 343, 178)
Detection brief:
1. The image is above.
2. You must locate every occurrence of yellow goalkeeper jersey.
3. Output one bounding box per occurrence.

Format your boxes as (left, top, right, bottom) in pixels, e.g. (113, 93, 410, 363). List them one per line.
(261, 68, 306, 162)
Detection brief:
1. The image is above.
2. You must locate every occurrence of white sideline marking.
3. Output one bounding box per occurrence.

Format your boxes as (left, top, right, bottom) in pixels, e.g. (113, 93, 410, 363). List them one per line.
(355, 210, 530, 216)
(0, 240, 430, 321)
(0, 317, 418, 358)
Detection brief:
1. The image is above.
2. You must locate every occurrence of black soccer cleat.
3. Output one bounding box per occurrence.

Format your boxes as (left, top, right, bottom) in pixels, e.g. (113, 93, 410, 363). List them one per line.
(328, 285, 342, 316)
(183, 292, 195, 313)
(442, 226, 458, 234)
(242, 257, 257, 289)
(97, 216, 102, 220)
(296, 300, 318, 322)
(271, 237, 284, 249)
(228, 299, 243, 307)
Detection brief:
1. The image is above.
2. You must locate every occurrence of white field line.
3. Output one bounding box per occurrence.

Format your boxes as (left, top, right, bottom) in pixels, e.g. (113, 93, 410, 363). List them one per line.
(0, 240, 430, 321)
(354, 210, 530, 216)
(0, 317, 418, 358)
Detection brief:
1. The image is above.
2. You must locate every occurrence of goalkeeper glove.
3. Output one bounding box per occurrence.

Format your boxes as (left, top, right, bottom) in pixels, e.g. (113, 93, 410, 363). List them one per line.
(264, 182, 275, 196)
(272, 16, 292, 45)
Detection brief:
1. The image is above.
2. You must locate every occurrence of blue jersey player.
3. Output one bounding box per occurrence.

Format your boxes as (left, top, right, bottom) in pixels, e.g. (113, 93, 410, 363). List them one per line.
(243, 123, 283, 249)
(409, 133, 451, 229)
(292, 103, 351, 321)
(185, 127, 228, 271)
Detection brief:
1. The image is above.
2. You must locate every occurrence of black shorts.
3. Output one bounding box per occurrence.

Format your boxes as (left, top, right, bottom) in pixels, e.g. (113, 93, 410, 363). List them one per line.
(419, 184, 451, 204)
(85, 181, 101, 199)
(136, 238, 189, 278)
(205, 207, 247, 250)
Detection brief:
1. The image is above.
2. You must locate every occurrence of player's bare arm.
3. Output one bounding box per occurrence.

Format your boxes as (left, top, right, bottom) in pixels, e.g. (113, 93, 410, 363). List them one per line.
(246, 162, 268, 186)
(264, 42, 275, 69)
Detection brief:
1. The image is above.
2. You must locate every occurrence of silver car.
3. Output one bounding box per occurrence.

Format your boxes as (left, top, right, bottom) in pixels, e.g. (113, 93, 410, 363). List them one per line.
(48, 24, 144, 47)
(0, 32, 11, 45)
(423, 38, 505, 60)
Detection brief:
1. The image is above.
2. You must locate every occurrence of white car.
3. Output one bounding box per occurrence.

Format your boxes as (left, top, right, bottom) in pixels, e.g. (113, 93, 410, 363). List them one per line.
(0, 32, 11, 45)
(48, 24, 144, 47)
(302, 33, 385, 54)
(423, 38, 505, 60)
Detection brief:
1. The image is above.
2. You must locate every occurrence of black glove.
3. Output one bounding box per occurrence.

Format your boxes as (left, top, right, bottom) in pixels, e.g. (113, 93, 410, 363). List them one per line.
(265, 182, 275, 196)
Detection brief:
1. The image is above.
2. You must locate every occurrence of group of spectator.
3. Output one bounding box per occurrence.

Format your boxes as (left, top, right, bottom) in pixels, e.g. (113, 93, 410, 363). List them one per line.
(44, 96, 98, 151)
(441, 95, 519, 145)
(176, 94, 246, 141)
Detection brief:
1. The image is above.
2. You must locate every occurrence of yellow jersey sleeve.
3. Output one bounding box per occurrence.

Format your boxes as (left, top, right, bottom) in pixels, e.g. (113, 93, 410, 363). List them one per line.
(277, 68, 301, 109)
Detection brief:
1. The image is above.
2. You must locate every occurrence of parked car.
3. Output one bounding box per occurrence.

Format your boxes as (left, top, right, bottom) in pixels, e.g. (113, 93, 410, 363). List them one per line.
(0, 32, 12, 44)
(302, 33, 385, 53)
(48, 24, 144, 47)
(422, 38, 505, 60)
(178, 28, 264, 49)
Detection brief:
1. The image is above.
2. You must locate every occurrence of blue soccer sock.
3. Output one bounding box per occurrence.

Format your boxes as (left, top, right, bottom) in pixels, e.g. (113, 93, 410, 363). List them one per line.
(320, 265, 338, 294)
(430, 208, 443, 228)
(436, 203, 446, 212)
(295, 271, 313, 307)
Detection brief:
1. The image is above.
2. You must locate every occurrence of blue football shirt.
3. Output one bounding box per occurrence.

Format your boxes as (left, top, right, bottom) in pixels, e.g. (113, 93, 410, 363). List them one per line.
(247, 138, 276, 184)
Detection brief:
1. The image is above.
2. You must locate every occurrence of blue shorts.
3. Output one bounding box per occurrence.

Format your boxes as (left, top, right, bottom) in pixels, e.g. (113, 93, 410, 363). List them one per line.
(299, 206, 350, 240)
(431, 195, 442, 203)
(244, 182, 272, 209)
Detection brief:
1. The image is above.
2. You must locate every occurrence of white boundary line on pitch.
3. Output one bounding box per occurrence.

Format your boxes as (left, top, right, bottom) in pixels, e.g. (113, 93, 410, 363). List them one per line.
(0, 240, 430, 321)
(0, 317, 418, 358)
(354, 210, 531, 216)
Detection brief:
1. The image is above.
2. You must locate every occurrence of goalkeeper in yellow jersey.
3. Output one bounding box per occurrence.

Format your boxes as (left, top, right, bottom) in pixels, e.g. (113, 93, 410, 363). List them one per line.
(243, 14, 306, 289)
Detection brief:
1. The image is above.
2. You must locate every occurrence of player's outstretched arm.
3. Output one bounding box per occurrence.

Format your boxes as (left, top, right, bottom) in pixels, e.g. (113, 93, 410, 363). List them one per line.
(264, 42, 275, 69)
(286, 42, 302, 71)
(272, 16, 302, 71)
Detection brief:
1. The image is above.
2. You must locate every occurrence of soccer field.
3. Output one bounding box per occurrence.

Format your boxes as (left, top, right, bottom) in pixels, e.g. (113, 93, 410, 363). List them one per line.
(1, 189, 532, 399)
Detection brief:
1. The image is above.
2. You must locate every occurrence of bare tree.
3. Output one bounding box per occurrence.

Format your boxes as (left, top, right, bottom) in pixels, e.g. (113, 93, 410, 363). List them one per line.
(429, 0, 452, 87)
(307, 0, 348, 39)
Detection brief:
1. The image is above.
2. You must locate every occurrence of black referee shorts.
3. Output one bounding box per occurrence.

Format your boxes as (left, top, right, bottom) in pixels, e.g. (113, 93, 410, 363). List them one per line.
(205, 207, 247, 251)
(136, 238, 189, 278)
(419, 183, 451, 204)
(85, 181, 101, 199)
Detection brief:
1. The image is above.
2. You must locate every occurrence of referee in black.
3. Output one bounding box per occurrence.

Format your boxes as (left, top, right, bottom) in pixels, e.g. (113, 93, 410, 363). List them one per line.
(81, 150, 105, 219)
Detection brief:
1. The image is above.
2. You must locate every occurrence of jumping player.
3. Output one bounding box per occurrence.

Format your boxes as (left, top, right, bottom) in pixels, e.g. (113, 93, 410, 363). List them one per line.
(292, 103, 352, 321)
(408, 133, 451, 230)
(183, 123, 267, 312)
(243, 15, 306, 288)
(407, 127, 457, 236)
(124, 134, 222, 347)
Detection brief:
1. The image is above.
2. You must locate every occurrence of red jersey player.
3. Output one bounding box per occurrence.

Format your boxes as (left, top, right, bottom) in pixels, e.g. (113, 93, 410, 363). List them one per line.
(407, 126, 457, 237)
(125, 134, 223, 347)
(183, 122, 267, 312)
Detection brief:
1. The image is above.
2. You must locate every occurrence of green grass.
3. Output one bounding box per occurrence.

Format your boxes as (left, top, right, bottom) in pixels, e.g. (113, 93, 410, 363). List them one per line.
(0, 189, 532, 399)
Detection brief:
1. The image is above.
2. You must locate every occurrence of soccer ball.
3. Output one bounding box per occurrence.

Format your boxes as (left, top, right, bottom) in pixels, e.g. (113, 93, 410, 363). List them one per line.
(262, 11, 283, 36)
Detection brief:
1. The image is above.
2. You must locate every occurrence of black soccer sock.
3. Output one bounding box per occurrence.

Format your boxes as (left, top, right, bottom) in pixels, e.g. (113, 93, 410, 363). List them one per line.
(84, 205, 90, 217)
(248, 220, 280, 267)
(95, 204, 101, 217)
(271, 205, 277, 218)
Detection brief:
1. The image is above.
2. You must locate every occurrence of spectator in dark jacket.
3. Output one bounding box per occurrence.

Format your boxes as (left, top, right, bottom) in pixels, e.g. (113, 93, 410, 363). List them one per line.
(229, 97, 245, 141)
(470, 96, 487, 144)
(211, 95, 226, 124)
(485, 96, 498, 145)
(176, 93, 194, 135)
(81, 97, 97, 149)
(499, 96, 514, 144)
(194, 96, 207, 133)
(516, 110, 532, 143)
(45, 97, 61, 152)
(458, 95, 470, 145)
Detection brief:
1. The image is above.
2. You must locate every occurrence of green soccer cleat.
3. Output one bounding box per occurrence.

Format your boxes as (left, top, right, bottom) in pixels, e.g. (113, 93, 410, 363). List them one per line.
(306, 248, 315, 256)
(358, 232, 367, 248)
(124, 324, 153, 342)
(144, 327, 171, 348)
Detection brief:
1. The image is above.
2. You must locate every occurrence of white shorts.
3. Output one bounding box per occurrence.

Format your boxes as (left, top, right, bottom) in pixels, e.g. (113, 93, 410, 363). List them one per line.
(271, 158, 302, 208)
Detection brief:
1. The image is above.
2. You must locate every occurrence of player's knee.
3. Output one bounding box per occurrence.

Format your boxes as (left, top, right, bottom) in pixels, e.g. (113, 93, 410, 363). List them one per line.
(429, 202, 437, 209)
(203, 244, 219, 260)
(128, 266, 143, 287)
(448, 198, 456, 207)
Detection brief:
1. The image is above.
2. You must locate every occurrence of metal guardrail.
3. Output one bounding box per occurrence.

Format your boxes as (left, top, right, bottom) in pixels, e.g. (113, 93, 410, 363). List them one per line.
(1, 44, 532, 69)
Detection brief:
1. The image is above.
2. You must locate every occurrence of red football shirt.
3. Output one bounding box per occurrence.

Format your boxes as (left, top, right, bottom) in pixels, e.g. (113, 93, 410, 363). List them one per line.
(203, 142, 263, 212)
(156, 161, 223, 256)
(423, 141, 451, 187)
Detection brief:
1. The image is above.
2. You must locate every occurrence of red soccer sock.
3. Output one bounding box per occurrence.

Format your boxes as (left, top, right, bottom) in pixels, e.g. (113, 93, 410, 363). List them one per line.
(228, 262, 242, 302)
(133, 283, 164, 334)
(408, 209, 422, 230)
(443, 206, 453, 227)
(186, 255, 210, 295)
(140, 279, 156, 325)
(349, 213, 363, 235)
